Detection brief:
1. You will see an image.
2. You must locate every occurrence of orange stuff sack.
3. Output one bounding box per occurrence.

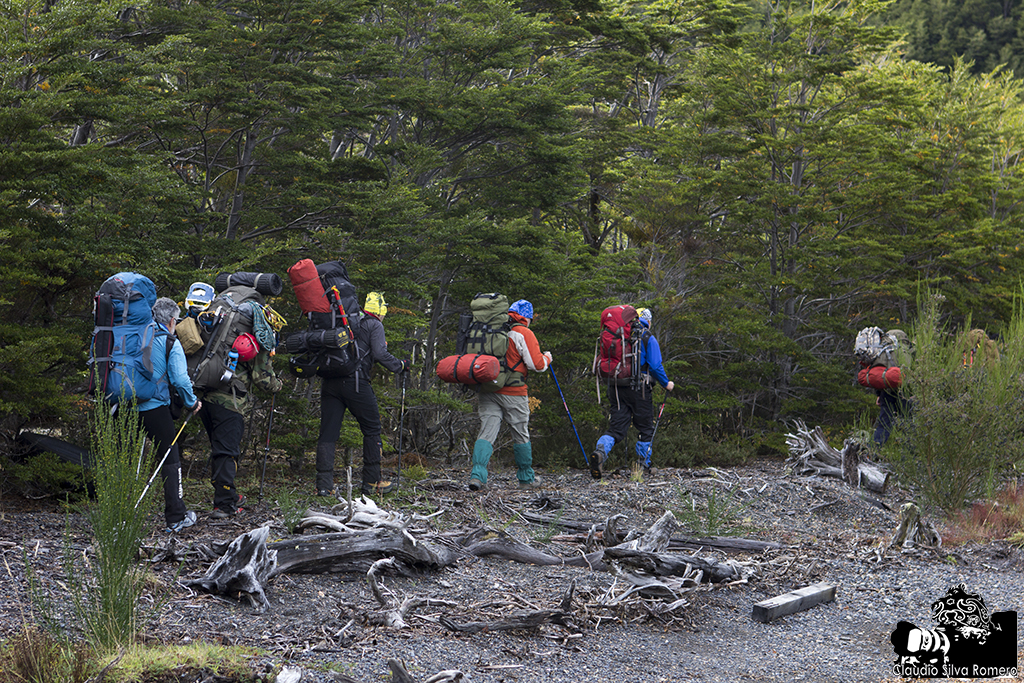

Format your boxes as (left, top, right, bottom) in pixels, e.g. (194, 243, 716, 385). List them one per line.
(287, 258, 331, 313)
(858, 365, 902, 390)
(436, 354, 500, 386)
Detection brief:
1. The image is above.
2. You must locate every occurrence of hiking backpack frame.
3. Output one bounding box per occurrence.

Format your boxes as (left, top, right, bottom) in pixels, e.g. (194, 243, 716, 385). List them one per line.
(457, 293, 525, 393)
(593, 304, 648, 404)
(88, 272, 167, 406)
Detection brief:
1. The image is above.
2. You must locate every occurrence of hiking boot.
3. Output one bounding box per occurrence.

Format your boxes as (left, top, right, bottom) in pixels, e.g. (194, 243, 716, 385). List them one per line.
(166, 510, 196, 533)
(361, 480, 395, 496)
(317, 487, 337, 498)
(589, 450, 604, 480)
(518, 474, 543, 490)
(468, 478, 484, 492)
(211, 494, 246, 519)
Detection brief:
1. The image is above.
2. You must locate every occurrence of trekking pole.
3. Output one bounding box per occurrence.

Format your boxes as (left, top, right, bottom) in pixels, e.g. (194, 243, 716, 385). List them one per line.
(396, 369, 408, 488)
(135, 412, 193, 509)
(650, 396, 667, 446)
(549, 366, 591, 468)
(258, 394, 276, 506)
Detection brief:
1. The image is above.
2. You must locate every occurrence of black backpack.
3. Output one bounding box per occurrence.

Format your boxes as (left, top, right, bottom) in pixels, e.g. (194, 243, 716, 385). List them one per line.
(287, 261, 367, 379)
(188, 286, 265, 394)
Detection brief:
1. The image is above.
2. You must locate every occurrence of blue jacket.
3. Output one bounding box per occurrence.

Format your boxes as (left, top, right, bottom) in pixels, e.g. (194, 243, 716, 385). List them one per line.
(638, 326, 670, 389)
(138, 324, 199, 412)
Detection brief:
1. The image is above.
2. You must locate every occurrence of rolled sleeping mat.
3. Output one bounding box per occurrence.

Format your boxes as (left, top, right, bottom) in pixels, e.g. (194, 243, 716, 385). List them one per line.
(284, 328, 352, 354)
(214, 271, 284, 296)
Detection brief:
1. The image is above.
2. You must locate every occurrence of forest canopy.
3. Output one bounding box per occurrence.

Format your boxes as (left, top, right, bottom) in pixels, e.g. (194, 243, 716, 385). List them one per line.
(2, 0, 1024, 464)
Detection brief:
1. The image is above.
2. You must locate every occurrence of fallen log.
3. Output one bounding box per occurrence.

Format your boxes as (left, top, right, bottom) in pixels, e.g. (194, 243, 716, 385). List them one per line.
(456, 524, 743, 584)
(438, 609, 573, 634)
(752, 581, 837, 623)
(604, 547, 742, 584)
(269, 528, 455, 577)
(786, 420, 889, 493)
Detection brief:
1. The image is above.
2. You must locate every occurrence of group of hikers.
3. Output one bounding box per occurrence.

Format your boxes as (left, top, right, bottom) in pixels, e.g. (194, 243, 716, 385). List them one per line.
(99, 264, 1012, 535)
(87, 265, 681, 534)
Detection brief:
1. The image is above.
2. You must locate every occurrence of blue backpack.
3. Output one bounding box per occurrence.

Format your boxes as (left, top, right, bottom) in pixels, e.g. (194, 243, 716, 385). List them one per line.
(88, 272, 168, 405)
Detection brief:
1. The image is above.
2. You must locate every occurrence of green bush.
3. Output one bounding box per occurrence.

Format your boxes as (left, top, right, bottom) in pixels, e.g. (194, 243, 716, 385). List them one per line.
(4, 452, 89, 501)
(887, 292, 1024, 512)
(66, 404, 158, 651)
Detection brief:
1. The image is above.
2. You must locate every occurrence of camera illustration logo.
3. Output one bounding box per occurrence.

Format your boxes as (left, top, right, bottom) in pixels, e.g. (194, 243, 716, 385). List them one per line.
(890, 583, 1018, 679)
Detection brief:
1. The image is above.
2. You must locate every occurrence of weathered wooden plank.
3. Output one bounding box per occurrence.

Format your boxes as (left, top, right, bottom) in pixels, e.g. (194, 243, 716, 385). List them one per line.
(751, 581, 837, 623)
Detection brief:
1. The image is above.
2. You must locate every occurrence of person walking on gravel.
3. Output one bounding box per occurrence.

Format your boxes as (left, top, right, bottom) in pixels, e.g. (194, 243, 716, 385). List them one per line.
(316, 291, 409, 498)
(140, 297, 202, 532)
(469, 299, 551, 492)
(197, 301, 283, 519)
(592, 307, 673, 477)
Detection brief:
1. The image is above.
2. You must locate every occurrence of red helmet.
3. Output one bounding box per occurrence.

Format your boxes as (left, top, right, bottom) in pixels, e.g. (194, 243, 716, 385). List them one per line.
(231, 333, 260, 362)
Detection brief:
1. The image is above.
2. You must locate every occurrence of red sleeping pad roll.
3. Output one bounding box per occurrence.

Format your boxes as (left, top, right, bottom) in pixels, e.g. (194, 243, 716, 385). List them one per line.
(858, 365, 902, 390)
(436, 354, 500, 385)
(288, 258, 331, 313)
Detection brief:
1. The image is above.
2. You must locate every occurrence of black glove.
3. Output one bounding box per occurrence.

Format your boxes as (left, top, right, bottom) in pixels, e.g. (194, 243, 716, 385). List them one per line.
(401, 360, 411, 373)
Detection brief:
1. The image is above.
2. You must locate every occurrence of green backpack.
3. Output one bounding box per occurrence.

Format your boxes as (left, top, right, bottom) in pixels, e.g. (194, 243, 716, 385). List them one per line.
(461, 293, 525, 393)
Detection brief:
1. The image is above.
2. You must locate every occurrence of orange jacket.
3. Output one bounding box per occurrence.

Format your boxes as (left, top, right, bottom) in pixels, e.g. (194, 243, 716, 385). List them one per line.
(499, 312, 550, 396)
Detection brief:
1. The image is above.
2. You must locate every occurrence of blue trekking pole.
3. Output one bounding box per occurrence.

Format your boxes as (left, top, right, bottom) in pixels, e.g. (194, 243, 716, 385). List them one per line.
(549, 366, 591, 469)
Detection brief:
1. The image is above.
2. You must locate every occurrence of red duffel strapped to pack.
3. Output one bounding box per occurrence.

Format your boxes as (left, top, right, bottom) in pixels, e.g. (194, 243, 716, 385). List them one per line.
(858, 365, 902, 390)
(436, 354, 500, 385)
(288, 258, 331, 313)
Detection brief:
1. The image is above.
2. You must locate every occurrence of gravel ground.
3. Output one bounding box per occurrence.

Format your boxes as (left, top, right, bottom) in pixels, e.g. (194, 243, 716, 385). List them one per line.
(2, 457, 1022, 682)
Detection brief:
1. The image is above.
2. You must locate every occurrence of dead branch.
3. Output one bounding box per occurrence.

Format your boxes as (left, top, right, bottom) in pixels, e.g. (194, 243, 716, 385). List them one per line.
(786, 420, 889, 493)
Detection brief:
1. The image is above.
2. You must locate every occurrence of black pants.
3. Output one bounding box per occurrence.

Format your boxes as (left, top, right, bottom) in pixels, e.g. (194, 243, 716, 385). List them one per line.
(604, 384, 655, 444)
(874, 390, 911, 446)
(139, 405, 187, 525)
(318, 375, 384, 487)
(199, 401, 245, 511)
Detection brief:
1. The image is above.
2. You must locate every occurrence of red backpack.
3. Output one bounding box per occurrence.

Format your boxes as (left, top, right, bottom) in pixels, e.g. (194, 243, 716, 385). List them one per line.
(593, 305, 645, 404)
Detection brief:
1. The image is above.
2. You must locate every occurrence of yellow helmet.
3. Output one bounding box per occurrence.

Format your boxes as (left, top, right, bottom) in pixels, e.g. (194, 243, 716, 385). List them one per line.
(364, 291, 388, 318)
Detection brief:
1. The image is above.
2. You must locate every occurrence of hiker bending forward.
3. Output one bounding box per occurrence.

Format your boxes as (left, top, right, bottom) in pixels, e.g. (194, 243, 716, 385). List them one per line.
(592, 307, 674, 477)
(316, 291, 408, 497)
(469, 299, 550, 491)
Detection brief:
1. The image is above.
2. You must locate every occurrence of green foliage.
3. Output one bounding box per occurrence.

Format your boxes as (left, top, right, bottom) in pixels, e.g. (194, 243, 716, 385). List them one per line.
(4, 452, 88, 501)
(70, 404, 157, 651)
(3, 0, 1024, 461)
(672, 484, 752, 537)
(272, 487, 309, 535)
(400, 463, 429, 482)
(652, 421, 758, 469)
(0, 627, 94, 683)
(886, 291, 1024, 512)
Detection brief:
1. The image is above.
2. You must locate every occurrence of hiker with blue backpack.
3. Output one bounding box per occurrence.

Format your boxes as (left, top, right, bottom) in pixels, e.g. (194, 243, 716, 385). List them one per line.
(591, 307, 674, 478)
(88, 274, 202, 532)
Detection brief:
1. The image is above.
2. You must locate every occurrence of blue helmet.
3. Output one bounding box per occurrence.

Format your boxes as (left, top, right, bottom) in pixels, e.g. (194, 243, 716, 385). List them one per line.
(509, 299, 534, 320)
